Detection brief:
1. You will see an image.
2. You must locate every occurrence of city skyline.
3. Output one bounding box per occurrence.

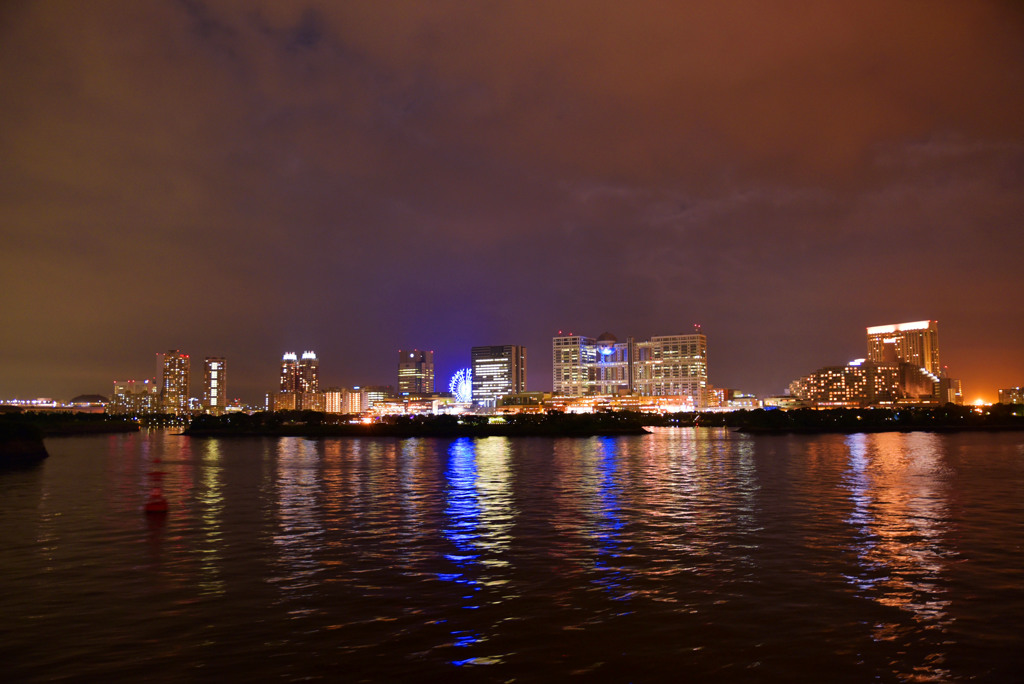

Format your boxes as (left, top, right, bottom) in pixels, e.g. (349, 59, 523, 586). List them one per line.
(2, 3, 1022, 403)
(1, 314, 1021, 406)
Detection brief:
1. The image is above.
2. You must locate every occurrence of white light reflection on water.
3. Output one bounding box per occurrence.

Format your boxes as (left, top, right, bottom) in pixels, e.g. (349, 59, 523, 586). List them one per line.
(397, 438, 428, 562)
(271, 437, 324, 617)
(652, 428, 708, 568)
(843, 432, 954, 680)
(197, 439, 224, 596)
(645, 428, 761, 575)
(474, 438, 515, 572)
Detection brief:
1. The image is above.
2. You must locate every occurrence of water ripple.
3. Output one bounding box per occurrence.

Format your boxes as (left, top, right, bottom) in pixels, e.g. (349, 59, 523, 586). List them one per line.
(2, 429, 1023, 681)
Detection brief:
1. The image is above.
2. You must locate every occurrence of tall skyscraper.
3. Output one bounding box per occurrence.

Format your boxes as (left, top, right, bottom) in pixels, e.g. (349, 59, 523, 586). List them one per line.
(471, 345, 527, 407)
(397, 349, 435, 395)
(279, 352, 299, 394)
(280, 351, 319, 394)
(866, 320, 940, 374)
(158, 350, 190, 415)
(552, 331, 709, 408)
(203, 357, 227, 415)
(278, 351, 320, 410)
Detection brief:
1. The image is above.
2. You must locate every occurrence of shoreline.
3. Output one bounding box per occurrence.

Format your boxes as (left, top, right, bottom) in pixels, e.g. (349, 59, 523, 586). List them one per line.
(184, 424, 651, 439)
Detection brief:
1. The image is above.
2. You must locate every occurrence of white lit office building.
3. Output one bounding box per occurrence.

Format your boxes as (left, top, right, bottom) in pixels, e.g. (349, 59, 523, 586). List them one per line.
(552, 331, 709, 409)
(203, 357, 227, 415)
(471, 345, 527, 407)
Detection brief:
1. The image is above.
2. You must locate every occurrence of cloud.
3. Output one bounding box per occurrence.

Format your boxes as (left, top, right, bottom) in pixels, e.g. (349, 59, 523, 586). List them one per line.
(1, 0, 1022, 400)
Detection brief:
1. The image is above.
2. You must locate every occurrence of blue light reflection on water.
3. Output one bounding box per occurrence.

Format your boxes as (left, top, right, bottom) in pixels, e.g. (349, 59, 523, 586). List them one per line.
(439, 437, 520, 667)
(591, 437, 630, 602)
(442, 437, 481, 579)
(441, 438, 485, 661)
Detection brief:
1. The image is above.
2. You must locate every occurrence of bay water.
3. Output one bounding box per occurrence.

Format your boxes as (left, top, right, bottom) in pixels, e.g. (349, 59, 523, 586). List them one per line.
(2, 428, 1022, 681)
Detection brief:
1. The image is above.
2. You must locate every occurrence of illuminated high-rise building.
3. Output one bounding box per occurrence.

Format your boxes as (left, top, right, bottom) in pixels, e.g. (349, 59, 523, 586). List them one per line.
(397, 349, 435, 395)
(158, 350, 190, 415)
(203, 357, 227, 415)
(553, 335, 597, 396)
(471, 345, 527, 407)
(280, 351, 319, 394)
(552, 331, 709, 408)
(633, 334, 709, 407)
(278, 351, 320, 410)
(866, 320, 940, 375)
(279, 353, 299, 393)
(108, 379, 160, 415)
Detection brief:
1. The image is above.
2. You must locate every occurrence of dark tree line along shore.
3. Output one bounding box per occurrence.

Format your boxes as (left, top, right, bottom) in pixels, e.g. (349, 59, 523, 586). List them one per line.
(186, 410, 651, 438)
(4, 404, 1023, 460)
(185, 404, 1024, 437)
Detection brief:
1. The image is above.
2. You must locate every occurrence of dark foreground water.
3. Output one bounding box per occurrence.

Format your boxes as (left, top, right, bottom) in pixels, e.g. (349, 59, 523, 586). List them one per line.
(2, 429, 1023, 682)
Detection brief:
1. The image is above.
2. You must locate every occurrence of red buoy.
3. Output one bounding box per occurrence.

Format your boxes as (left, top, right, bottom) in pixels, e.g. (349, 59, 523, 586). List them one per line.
(144, 487, 168, 514)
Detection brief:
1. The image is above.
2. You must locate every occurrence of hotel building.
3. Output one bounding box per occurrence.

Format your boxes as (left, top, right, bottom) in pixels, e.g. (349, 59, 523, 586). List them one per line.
(553, 331, 709, 409)
(787, 318, 966, 407)
(202, 357, 227, 415)
(788, 358, 940, 407)
(867, 320, 940, 375)
(471, 345, 527, 407)
(397, 349, 435, 395)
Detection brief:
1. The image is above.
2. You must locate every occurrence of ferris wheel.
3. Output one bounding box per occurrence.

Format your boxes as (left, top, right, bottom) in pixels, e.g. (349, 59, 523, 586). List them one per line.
(448, 368, 472, 403)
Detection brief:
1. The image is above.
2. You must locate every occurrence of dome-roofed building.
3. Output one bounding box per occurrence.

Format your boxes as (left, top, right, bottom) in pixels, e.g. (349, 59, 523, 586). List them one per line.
(69, 394, 108, 406)
(596, 332, 618, 357)
(69, 394, 109, 414)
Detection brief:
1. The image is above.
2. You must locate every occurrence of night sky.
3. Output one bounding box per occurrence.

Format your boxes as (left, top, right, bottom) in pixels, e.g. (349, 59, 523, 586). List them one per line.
(2, 1, 1023, 404)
